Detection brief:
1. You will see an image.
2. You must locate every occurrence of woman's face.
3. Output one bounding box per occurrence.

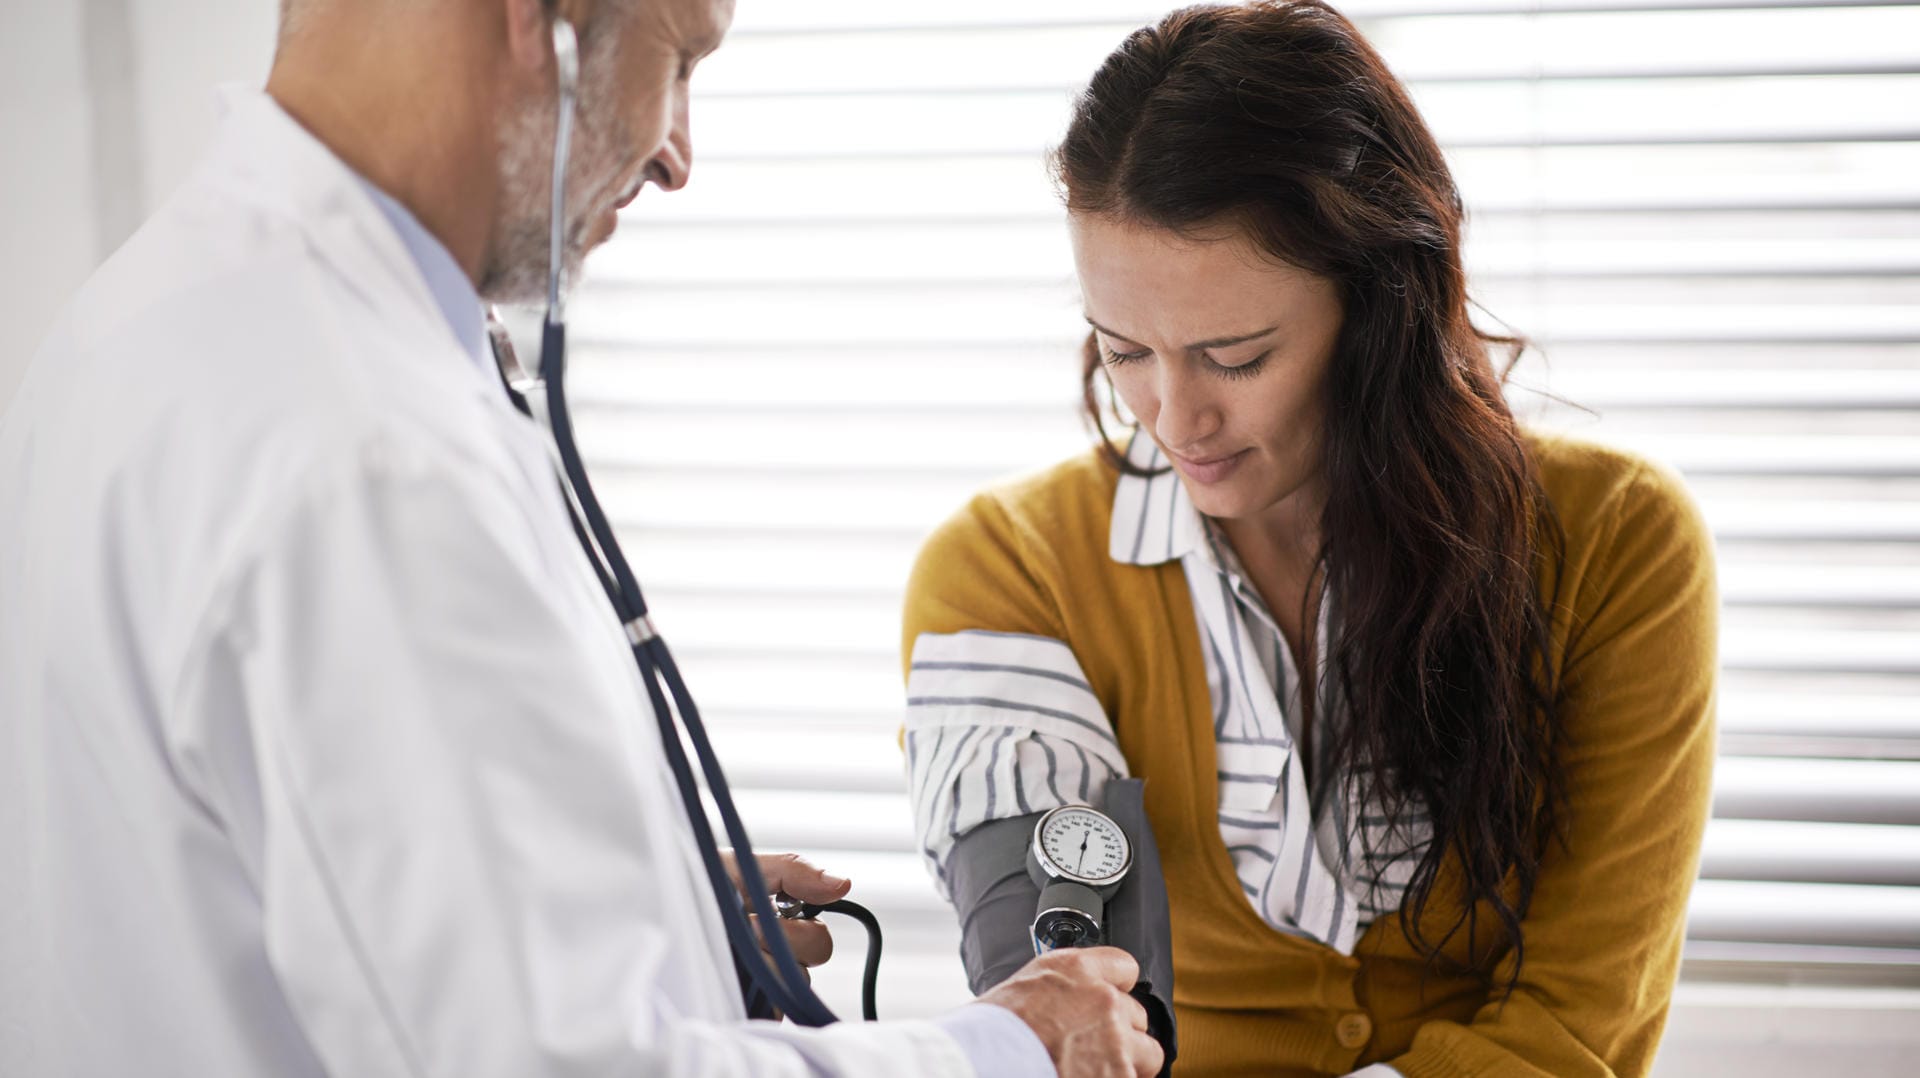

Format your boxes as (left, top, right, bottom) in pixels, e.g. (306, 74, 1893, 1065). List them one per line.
(1069, 213, 1346, 526)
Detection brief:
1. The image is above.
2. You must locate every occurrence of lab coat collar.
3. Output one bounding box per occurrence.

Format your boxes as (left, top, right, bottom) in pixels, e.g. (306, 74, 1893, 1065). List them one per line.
(203, 85, 492, 396)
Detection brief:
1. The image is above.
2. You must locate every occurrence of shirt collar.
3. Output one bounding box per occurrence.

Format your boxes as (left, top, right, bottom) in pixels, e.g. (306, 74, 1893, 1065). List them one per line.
(352, 175, 488, 369)
(1108, 429, 1223, 570)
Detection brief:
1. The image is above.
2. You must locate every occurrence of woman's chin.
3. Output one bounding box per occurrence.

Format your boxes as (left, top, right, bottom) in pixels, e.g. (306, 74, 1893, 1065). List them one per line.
(1183, 479, 1252, 523)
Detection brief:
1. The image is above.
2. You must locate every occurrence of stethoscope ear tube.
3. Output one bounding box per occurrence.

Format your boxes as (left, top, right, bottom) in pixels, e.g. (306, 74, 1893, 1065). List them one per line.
(546, 19, 578, 319)
(522, 16, 853, 1029)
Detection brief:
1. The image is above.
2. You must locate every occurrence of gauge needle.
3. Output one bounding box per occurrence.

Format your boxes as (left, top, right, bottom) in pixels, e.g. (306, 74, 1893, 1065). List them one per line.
(1076, 829, 1091, 873)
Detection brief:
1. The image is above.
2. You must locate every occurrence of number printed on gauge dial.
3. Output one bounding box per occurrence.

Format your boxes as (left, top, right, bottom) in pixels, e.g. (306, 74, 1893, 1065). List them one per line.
(1037, 805, 1132, 885)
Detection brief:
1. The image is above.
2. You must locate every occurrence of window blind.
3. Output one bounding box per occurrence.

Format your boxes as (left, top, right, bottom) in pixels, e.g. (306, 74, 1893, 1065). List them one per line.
(563, 0, 1920, 1016)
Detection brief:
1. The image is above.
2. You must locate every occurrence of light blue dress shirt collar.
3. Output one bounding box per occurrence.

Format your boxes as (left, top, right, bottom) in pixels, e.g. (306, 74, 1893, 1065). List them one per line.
(355, 176, 488, 368)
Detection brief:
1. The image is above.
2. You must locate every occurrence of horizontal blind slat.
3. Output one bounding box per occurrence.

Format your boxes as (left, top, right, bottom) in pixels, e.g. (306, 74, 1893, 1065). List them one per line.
(725, 0, 1919, 36)
(685, 78, 1920, 160)
(705, 9, 1920, 93)
(1713, 758, 1920, 824)
(1697, 820, 1920, 885)
(1685, 881, 1920, 949)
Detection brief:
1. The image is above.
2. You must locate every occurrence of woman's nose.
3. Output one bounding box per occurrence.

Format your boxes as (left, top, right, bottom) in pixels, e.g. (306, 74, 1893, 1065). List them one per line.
(1152, 363, 1222, 452)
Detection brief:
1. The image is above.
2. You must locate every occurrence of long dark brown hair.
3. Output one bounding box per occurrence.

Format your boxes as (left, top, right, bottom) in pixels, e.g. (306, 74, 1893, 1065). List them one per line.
(1057, 0, 1567, 989)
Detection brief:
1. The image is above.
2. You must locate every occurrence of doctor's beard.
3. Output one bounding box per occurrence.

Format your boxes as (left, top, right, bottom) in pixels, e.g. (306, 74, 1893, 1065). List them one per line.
(479, 45, 630, 306)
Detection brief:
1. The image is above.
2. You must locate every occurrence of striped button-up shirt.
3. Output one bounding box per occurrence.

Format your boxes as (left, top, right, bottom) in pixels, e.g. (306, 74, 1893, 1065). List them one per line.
(906, 433, 1432, 956)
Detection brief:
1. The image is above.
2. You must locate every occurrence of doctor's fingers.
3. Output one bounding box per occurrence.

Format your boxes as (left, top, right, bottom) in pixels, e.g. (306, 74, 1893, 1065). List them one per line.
(1125, 1028, 1166, 1078)
(757, 852, 854, 905)
(748, 912, 835, 968)
(720, 850, 853, 905)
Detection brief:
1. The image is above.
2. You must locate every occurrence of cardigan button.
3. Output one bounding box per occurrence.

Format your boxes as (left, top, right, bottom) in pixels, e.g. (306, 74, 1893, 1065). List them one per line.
(1335, 1012, 1374, 1049)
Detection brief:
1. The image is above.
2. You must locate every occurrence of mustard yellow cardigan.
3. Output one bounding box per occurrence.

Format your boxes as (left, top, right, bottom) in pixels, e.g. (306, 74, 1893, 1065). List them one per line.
(900, 431, 1717, 1077)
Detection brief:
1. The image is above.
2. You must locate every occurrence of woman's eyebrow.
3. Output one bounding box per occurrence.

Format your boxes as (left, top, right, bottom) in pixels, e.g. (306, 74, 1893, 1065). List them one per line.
(1083, 316, 1279, 350)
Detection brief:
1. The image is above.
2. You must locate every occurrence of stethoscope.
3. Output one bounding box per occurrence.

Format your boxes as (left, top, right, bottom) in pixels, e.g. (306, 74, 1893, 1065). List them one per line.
(485, 18, 880, 1025)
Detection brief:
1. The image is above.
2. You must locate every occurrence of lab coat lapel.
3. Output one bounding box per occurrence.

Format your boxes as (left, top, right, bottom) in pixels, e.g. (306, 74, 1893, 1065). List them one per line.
(210, 89, 572, 523)
(206, 88, 475, 394)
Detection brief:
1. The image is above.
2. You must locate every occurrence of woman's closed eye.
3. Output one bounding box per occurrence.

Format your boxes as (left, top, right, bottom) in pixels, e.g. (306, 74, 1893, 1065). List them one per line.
(1101, 341, 1273, 382)
(1211, 349, 1272, 381)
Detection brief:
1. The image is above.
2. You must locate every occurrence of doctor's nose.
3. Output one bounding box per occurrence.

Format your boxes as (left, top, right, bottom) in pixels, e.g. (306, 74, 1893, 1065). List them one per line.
(648, 98, 694, 192)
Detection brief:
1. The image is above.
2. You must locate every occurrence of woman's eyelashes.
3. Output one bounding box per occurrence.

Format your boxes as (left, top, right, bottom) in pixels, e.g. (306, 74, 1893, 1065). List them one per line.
(1216, 349, 1272, 381)
(1101, 342, 1273, 381)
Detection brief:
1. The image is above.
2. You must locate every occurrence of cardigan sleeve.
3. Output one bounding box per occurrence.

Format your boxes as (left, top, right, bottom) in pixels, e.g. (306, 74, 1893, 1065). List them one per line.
(1390, 460, 1719, 1078)
(901, 491, 1070, 670)
(899, 492, 1132, 894)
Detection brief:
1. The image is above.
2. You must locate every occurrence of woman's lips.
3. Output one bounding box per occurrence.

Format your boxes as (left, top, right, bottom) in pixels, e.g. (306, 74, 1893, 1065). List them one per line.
(1168, 447, 1250, 485)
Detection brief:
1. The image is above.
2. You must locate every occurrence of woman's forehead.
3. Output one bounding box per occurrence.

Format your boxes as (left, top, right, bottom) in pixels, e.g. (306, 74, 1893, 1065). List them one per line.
(1070, 214, 1337, 338)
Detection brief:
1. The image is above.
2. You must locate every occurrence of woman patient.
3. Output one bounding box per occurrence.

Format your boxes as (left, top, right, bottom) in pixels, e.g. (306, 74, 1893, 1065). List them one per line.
(899, 2, 1717, 1075)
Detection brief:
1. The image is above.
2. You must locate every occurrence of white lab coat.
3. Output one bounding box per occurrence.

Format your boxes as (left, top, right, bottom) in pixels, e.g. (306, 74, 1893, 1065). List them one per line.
(0, 89, 974, 1078)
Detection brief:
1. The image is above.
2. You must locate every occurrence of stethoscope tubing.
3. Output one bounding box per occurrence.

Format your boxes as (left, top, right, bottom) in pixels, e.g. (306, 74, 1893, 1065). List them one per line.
(526, 19, 865, 1026)
(537, 315, 844, 1026)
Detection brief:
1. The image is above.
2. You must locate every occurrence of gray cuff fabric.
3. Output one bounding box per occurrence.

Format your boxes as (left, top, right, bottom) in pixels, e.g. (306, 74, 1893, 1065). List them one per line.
(943, 778, 1177, 1076)
(946, 811, 1044, 996)
(1100, 778, 1177, 1075)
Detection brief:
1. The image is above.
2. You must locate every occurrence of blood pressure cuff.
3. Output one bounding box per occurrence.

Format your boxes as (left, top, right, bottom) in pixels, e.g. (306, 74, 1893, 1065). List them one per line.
(945, 778, 1176, 1076)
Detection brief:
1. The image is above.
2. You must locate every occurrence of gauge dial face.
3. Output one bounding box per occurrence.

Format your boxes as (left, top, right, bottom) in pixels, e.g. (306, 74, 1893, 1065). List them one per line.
(1036, 806, 1132, 885)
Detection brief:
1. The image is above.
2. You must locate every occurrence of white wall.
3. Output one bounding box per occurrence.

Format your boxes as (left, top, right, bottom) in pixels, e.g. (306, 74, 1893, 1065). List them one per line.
(0, 3, 96, 409)
(0, 0, 275, 411)
(127, 0, 279, 211)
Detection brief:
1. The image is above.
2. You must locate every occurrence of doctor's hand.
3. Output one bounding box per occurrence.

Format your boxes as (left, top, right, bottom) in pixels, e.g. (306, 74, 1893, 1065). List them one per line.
(722, 851, 850, 972)
(980, 948, 1163, 1078)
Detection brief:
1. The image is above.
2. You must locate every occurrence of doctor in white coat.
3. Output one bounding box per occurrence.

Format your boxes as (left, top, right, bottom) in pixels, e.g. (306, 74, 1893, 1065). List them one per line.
(0, 1, 1163, 1076)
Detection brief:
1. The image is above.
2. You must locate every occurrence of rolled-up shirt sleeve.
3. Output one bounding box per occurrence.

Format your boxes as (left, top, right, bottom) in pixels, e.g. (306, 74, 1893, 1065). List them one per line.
(904, 630, 1130, 897)
(900, 489, 1134, 907)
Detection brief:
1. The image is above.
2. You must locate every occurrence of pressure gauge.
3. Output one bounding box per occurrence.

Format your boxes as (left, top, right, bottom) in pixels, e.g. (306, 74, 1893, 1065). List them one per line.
(1032, 804, 1133, 886)
(1026, 804, 1134, 953)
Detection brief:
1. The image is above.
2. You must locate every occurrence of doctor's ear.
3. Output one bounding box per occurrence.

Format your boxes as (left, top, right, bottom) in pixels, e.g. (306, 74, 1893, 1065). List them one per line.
(501, 0, 590, 75)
